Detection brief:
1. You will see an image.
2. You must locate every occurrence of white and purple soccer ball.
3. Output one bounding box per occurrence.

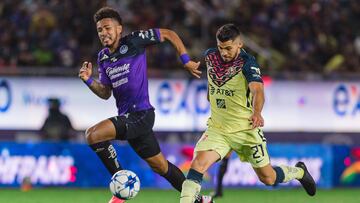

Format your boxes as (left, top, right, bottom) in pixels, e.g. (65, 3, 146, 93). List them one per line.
(109, 170, 141, 200)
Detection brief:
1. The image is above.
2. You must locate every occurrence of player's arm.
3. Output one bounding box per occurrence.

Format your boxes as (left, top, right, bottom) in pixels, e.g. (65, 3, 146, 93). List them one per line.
(79, 61, 112, 100)
(242, 59, 264, 129)
(159, 28, 201, 78)
(87, 80, 112, 100)
(249, 82, 265, 128)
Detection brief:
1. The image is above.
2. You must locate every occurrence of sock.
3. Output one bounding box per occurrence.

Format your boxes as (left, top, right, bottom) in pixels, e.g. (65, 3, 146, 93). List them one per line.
(280, 165, 304, 182)
(180, 180, 201, 203)
(187, 168, 203, 183)
(90, 141, 122, 175)
(273, 165, 304, 184)
(216, 158, 229, 194)
(273, 166, 285, 185)
(161, 161, 186, 192)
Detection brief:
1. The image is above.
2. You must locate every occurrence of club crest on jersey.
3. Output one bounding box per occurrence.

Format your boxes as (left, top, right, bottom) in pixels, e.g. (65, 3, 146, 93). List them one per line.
(216, 99, 226, 109)
(206, 52, 244, 87)
(119, 45, 128, 54)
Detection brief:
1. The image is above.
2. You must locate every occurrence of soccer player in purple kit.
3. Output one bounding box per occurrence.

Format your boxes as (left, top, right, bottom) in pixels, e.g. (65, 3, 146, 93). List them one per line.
(78, 7, 213, 203)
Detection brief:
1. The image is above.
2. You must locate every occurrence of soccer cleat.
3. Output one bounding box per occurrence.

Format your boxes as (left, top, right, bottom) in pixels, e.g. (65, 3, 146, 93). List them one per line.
(296, 162, 316, 196)
(108, 196, 126, 203)
(194, 195, 215, 203)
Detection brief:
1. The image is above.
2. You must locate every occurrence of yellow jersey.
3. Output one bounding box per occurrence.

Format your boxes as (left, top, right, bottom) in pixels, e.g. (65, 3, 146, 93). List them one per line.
(205, 48, 263, 133)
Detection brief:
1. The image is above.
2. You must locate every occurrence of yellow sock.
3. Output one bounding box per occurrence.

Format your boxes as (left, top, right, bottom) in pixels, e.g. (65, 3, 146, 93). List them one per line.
(280, 165, 305, 182)
(180, 180, 201, 203)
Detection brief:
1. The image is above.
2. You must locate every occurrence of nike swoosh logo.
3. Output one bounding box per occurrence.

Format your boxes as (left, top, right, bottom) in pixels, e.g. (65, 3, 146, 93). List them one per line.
(95, 148, 105, 152)
(255, 159, 264, 164)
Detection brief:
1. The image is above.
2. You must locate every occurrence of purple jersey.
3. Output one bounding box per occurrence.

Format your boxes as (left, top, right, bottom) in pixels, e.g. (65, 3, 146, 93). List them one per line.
(97, 29, 161, 115)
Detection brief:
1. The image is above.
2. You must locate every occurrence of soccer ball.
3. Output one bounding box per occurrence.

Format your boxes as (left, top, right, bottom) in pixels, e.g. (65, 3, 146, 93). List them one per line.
(109, 170, 140, 200)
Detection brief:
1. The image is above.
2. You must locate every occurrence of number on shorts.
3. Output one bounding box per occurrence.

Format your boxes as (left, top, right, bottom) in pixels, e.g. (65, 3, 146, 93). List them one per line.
(251, 144, 265, 159)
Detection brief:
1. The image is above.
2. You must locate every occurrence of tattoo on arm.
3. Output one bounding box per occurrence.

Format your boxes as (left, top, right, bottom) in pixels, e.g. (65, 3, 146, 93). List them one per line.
(88, 80, 112, 99)
(160, 29, 187, 56)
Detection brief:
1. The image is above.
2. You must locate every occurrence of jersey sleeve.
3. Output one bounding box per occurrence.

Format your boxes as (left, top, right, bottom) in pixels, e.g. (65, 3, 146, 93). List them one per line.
(97, 50, 112, 86)
(242, 56, 263, 83)
(129, 28, 161, 48)
(203, 48, 216, 57)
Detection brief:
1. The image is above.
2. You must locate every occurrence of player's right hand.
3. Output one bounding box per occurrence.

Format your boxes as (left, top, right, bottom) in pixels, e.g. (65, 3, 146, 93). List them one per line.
(249, 112, 264, 129)
(79, 61, 92, 81)
(184, 61, 202, 78)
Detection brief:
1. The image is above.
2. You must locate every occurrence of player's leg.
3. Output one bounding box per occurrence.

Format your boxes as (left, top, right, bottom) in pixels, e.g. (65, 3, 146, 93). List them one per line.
(232, 128, 316, 196)
(126, 110, 214, 202)
(126, 110, 186, 192)
(86, 119, 125, 203)
(253, 162, 316, 196)
(180, 130, 231, 203)
(181, 150, 220, 203)
(243, 140, 307, 186)
(131, 137, 215, 203)
(213, 151, 231, 198)
(85, 119, 122, 175)
(130, 137, 214, 203)
(129, 135, 186, 192)
(247, 142, 316, 196)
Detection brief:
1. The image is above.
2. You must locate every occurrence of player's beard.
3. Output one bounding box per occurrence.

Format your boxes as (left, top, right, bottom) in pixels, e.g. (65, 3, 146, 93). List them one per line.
(103, 37, 113, 48)
(226, 49, 240, 62)
(222, 54, 235, 62)
(105, 33, 120, 50)
(223, 56, 232, 62)
(101, 36, 111, 48)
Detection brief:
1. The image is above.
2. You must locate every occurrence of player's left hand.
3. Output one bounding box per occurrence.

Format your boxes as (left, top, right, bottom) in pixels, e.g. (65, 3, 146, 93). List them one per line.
(249, 112, 264, 129)
(184, 61, 202, 78)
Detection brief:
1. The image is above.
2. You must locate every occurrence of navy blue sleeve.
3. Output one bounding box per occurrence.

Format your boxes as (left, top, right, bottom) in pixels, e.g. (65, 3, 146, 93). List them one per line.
(129, 28, 161, 48)
(203, 48, 216, 57)
(242, 56, 263, 83)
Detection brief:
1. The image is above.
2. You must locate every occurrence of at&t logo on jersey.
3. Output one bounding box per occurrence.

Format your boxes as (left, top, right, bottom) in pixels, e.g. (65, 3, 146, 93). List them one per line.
(209, 84, 235, 97)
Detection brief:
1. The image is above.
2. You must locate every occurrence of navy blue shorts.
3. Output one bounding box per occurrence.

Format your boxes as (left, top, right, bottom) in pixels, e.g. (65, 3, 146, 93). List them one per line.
(109, 109, 161, 159)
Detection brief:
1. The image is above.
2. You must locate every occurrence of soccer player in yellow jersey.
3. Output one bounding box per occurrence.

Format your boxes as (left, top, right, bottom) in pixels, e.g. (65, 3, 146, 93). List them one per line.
(180, 24, 316, 203)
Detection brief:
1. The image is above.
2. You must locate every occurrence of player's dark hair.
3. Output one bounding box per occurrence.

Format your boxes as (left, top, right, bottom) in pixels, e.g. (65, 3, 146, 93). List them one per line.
(94, 7, 122, 25)
(216, 24, 241, 42)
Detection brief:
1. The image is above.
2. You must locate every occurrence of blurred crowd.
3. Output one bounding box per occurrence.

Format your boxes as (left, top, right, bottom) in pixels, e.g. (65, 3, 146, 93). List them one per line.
(0, 0, 359, 77)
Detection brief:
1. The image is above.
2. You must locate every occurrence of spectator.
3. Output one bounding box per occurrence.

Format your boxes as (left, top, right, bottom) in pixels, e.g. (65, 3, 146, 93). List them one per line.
(0, 0, 359, 76)
(40, 98, 75, 141)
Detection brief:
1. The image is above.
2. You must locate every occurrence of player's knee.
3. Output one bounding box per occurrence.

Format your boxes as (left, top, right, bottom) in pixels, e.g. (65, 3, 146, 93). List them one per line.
(191, 158, 209, 173)
(85, 127, 98, 144)
(149, 161, 167, 175)
(259, 175, 276, 186)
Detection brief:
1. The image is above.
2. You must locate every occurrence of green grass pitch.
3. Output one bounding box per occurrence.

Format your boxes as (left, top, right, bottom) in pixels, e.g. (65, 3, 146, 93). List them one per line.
(0, 188, 359, 203)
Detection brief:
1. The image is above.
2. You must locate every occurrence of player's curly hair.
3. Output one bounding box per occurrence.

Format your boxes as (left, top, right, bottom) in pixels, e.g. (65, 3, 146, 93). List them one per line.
(216, 24, 240, 42)
(93, 7, 122, 25)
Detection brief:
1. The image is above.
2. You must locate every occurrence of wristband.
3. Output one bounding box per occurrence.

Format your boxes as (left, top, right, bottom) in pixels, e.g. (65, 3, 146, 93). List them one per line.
(180, 53, 190, 65)
(84, 77, 94, 86)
